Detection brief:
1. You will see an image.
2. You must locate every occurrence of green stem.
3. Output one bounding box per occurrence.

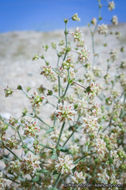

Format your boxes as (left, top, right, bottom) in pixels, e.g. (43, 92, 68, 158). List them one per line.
(1, 141, 21, 160)
(40, 143, 53, 150)
(57, 50, 61, 100)
(56, 121, 65, 149)
(89, 0, 102, 68)
(62, 131, 74, 147)
(102, 91, 125, 132)
(63, 22, 68, 61)
(73, 81, 86, 89)
(0, 116, 15, 130)
(17, 129, 35, 154)
(91, 32, 95, 66)
(21, 88, 31, 99)
(63, 115, 81, 147)
(74, 152, 95, 165)
(35, 115, 50, 128)
(62, 82, 70, 98)
(62, 69, 70, 98)
(53, 173, 61, 188)
(102, 116, 112, 132)
(58, 75, 61, 98)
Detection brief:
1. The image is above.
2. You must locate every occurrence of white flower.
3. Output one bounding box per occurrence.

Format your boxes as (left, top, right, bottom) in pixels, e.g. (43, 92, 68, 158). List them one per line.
(110, 150, 120, 168)
(110, 49, 118, 62)
(111, 15, 118, 25)
(71, 27, 81, 41)
(91, 17, 97, 25)
(108, 1, 115, 11)
(69, 144, 79, 154)
(78, 48, 89, 63)
(72, 171, 86, 184)
(97, 169, 109, 183)
(55, 155, 75, 174)
(55, 103, 76, 122)
(98, 24, 108, 35)
(94, 137, 107, 158)
(41, 66, 56, 81)
(72, 13, 80, 21)
(83, 115, 99, 135)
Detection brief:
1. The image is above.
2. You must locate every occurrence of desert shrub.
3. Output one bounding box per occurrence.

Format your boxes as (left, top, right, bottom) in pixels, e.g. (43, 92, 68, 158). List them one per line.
(0, 1, 126, 190)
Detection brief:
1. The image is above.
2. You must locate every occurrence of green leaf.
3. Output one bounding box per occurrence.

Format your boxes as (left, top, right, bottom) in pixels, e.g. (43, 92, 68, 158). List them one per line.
(17, 85, 22, 90)
(4, 88, 13, 97)
(39, 169, 49, 173)
(47, 90, 53, 96)
(32, 55, 39, 61)
(33, 175, 40, 182)
(26, 87, 31, 92)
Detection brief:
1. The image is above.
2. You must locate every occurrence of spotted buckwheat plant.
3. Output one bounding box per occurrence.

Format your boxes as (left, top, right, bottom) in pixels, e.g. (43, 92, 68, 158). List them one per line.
(0, 1, 126, 190)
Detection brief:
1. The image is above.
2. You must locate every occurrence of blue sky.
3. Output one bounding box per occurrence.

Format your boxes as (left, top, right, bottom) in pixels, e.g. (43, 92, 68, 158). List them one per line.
(0, 0, 126, 33)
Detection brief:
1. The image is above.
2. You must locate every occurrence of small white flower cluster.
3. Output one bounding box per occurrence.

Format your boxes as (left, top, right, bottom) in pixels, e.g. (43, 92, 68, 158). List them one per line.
(72, 13, 80, 21)
(91, 17, 97, 25)
(110, 149, 120, 168)
(41, 66, 56, 81)
(71, 27, 82, 42)
(88, 104, 102, 117)
(78, 48, 89, 63)
(69, 143, 79, 155)
(97, 169, 110, 183)
(62, 57, 74, 70)
(111, 15, 118, 25)
(108, 1, 115, 11)
(87, 82, 100, 98)
(93, 136, 107, 159)
(59, 67, 75, 82)
(21, 155, 41, 175)
(55, 155, 75, 174)
(84, 71, 95, 82)
(83, 115, 99, 136)
(7, 160, 21, 176)
(55, 103, 76, 122)
(23, 120, 40, 137)
(98, 24, 108, 35)
(109, 49, 118, 62)
(0, 172, 7, 189)
(71, 171, 86, 184)
(75, 97, 88, 115)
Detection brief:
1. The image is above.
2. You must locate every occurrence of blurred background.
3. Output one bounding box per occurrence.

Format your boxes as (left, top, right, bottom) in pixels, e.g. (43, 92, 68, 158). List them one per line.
(0, 0, 126, 33)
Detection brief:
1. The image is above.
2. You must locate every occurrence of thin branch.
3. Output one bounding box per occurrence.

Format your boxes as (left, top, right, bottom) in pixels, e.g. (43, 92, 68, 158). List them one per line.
(72, 81, 86, 89)
(56, 121, 65, 149)
(1, 142, 21, 160)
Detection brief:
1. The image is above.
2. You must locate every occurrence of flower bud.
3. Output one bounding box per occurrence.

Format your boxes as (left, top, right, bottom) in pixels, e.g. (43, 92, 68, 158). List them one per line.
(111, 15, 118, 25)
(91, 17, 97, 25)
(108, 1, 115, 11)
(72, 13, 80, 21)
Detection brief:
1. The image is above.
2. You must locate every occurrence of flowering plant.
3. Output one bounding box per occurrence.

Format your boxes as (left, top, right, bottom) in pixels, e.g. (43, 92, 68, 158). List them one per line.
(0, 2, 126, 190)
